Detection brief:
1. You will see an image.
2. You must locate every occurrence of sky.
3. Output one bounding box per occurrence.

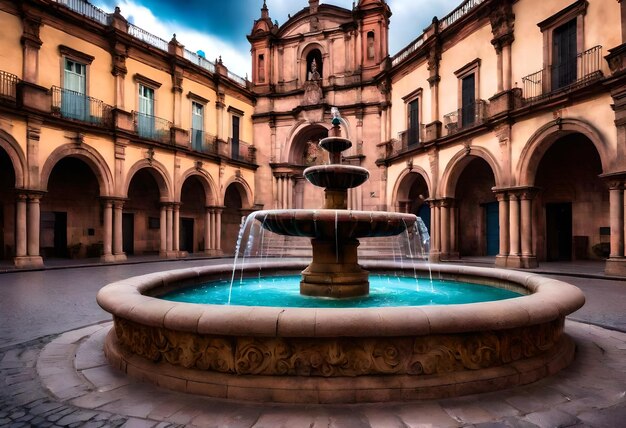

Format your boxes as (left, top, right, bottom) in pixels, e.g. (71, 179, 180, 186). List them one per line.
(92, 0, 461, 78)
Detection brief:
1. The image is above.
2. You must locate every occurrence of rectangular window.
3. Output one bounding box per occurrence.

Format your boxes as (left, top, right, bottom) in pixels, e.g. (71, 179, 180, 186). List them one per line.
(551, 18, 577, 90)
(191, 101, 204, 151)
(231, 115, 240, 160)
(461, 73, 476, 127)
(408, 99, 419, 146)
(62, 58, 87, 120)
(138, 84, 155, 138)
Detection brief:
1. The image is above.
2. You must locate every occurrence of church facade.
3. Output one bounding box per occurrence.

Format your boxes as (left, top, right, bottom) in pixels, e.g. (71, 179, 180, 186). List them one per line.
(1, 0, 626, 275)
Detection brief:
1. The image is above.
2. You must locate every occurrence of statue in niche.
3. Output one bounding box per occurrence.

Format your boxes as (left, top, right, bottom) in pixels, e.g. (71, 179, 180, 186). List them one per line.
(303, 58, 323, 105)
(308, 58, 321, 81)
(303, 139, 323, 165)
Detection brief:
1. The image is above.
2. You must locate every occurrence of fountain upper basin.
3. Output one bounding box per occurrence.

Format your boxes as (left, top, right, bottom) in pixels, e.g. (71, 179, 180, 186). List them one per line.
(303, 165, 369, 190)
(255, 209, 417, 239)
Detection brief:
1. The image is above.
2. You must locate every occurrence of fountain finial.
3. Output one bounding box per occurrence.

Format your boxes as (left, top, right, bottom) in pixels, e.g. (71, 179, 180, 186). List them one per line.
(331, 107, 341, 126)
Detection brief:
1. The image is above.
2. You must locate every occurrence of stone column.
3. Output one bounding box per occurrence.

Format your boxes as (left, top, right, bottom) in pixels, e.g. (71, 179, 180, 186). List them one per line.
(166, 204, 173, 254)
(609, 182, 624, 258)
(520, 189, 538, 268)
(502, 43, 513, 91)
(112, 200, 126, 260)
(287, 175, 293, 209)
(210, 209, 216, 250)
(15, 194, 27, 258)
(276, 175, 283, 209)
(429, 200, 441, 262)
(495, 192, 509, 267)
(101, 200, 114, 262)
(508, 193, 521, 266)
(215, 208, 223, 253)
(440, 199, 450, 258)
(160, 205, 167, 256)
(26, 194, 41, 258)
(449, 199, 458, 258)
(173, 204, 181, 255)
(204, 207, 212, 254)
(14, 191, 44, 268)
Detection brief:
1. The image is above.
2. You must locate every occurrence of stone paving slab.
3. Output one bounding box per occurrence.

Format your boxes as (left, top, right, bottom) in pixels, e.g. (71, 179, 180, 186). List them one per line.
(1, 320, 625, 427)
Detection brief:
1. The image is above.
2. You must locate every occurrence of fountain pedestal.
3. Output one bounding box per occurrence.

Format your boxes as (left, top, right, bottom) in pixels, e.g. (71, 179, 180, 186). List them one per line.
(300, 239, 369, 298)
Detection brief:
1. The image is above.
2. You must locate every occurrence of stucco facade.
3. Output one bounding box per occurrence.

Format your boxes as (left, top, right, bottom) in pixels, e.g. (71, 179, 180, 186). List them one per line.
(0, 0, 257, 267)
(1, 0, 626, 274)
(383, 0, 626, 275)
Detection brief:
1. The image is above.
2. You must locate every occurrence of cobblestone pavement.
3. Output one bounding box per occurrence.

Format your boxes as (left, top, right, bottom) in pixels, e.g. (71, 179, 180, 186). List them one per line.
(1, 259, 625, 427)
(1, 320, 624, 427)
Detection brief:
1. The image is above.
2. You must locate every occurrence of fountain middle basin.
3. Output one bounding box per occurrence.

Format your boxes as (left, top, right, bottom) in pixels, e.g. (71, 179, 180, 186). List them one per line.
(97, 260, 585, 403)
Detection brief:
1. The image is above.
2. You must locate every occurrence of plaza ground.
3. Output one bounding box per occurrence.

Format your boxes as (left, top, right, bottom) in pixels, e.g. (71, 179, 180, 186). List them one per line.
(0, 257, 625, 427)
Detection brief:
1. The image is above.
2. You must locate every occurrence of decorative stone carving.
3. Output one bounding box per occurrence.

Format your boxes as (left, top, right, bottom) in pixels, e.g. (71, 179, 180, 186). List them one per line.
(113, 316, 563, 377)
(489, 0, 515, 50)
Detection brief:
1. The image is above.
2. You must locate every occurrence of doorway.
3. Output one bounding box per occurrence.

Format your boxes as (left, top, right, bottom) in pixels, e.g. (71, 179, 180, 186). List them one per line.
(179, 217, 194, 253)
(122, 213, 134, 255)
(546, 203, 572, 261)
(485, 202, 499, 256)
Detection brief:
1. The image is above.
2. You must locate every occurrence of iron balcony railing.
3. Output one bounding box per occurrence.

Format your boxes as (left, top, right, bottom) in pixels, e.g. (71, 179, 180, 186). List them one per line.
(228, 71, 247, 88)
(184, 49, 216, 74)
(132, 111, 172, 143)
(228, 138, 253, 162)
(51, 0, 110, 25)
(439, 0, 486, 31)
(522, 45, 603, 102)
(443, 100, 488, 135)
(127, 23, 169, 51)
(0, 70, 19, 101)
(391, 34, 426, 67)
(387, 128, 421, 157)
(51, 86, 113, 127)
(190, 129, 218, 154)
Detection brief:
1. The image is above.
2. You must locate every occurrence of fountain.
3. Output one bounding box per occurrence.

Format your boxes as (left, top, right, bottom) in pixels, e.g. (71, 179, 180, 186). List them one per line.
(97, 110, 585, 403)
(252, 109, 417, 298)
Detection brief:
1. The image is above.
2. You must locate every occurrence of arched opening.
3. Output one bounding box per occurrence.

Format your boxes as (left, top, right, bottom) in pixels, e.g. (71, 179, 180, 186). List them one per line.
(395, 171, 430, 233)
(289, 124, 329, 209)
(41, 157, 101, 259)
(454, 157, 498, 257)
(534, 134, 606, 261)
(179, 176, 207, 254)
(126, 168, 163, 256)
(222, 183, 244, 255)
(306, 49, 323, 81)
(367, 31, 375, 60)
(0, 149, 15, 260)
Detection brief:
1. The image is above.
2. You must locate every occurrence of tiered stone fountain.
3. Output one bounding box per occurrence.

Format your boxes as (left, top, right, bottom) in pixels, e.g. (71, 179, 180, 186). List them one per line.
(97, 110, 585, 403)
(258, 114, 417, 298)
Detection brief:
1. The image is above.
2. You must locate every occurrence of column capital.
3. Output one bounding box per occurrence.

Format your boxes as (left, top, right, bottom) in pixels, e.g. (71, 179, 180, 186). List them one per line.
(493, 186, 539, 199)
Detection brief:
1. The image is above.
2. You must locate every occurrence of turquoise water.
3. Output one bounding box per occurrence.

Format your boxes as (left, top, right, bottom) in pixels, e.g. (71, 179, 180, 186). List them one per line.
(161, 274, 522, 308)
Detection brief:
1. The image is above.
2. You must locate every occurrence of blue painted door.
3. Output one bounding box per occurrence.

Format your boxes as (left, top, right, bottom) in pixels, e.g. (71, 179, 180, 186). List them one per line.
(485, 202, 499, 256)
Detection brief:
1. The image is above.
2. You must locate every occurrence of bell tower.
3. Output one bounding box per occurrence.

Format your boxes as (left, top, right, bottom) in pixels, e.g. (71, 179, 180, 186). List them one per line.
(248, 1, 276, 92)
(355, 0, 391, 80)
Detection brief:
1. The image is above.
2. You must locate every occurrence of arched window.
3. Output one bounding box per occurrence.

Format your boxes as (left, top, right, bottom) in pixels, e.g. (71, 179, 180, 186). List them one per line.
(306, 49, 323, 81)
(367, 31, 375, 60)
(258, 54, 265, 83)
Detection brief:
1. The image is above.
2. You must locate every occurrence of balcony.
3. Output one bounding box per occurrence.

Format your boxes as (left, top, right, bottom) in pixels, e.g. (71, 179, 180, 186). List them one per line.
(51, 86, 113, 127)
(443, 99, 487, 135)
(228, 138, 254, 163)
(0, 70, 19, 102)
(389, 128, 421, 156)
(190, 129, 217, 154)
(522, 45, 603, 102)
(132, 111, 172, 143)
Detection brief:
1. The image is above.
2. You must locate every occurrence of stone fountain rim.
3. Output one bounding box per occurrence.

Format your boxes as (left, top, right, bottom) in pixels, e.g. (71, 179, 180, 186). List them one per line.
(96, 261, 585, 338)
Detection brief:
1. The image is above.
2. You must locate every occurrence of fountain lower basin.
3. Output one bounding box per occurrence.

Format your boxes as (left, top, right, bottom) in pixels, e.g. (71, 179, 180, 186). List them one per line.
(97, 260, 584, 403)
